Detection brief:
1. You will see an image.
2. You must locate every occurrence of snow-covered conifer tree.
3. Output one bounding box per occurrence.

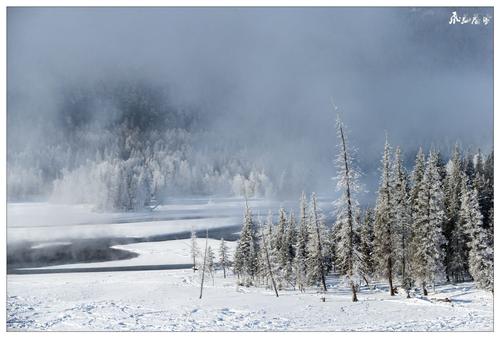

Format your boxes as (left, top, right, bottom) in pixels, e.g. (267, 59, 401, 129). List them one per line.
(444, 145, 469, 282)
(462, 185, 493, 292)
(283, 211, 297, 287)
(306, 193, 329, 292)
(294, 192, 309, 292)
(373, 137, 398, 296)
(333, 115, 363, 302)
(482, 150, 494, 228)
(392, 146, 412, 295)
(410, 150, 446, 295)
(275, 208, 288, 268)
(325, 226, 336, 274)
(270, 208, 287, 287)
(233, 202, 259, 285)
(410, 147, 426, 217)
(359, 208, 375, 285)
(260, 213, 280, 297)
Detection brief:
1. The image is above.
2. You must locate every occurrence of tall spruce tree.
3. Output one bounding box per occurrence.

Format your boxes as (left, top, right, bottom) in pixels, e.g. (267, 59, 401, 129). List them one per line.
(407, 147, 426, 289)
(359, 208, 375, 285)
(473, 149, 494, 230)
(234, 202, 259, 285)
(462, 185, 494, 292)
(410, 150, 446, 295)
(294, 192, 309, 292)
(271, 208, 288, 288)
(393, 146, 412, 295)
(284, 211, 297, 287)
(373, 137, 398, 296)
(260, 214, 280, 297)
(306, 193, 329, 292)
(482, 150, 494, 228)
(333, 115, 363, 302)
(410, 147, 426, 217)
(444, 145, 469, 282)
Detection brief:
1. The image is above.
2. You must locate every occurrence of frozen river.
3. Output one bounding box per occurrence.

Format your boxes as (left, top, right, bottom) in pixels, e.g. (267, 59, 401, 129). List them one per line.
(7, 197, 334, 273)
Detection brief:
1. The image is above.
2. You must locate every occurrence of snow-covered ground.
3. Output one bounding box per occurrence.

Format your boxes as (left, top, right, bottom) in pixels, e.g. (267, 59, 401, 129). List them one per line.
(6, 201, 494, 331)
(7, 237, 494, 331)
(7, 269, 493, 331)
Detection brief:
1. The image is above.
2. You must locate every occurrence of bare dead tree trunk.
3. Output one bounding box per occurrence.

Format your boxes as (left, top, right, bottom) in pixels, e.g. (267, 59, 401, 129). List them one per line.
(351, 280, 358, 302)
(338, 121, 357, 302)
(363, 275, 369, 287)
(388, 257, 395, 296)
(199, 229, 209, 299)
(422, 282, 428, 296)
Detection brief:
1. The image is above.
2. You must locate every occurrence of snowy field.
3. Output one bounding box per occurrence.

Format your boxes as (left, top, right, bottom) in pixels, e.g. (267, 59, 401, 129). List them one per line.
(7, 267, 493, 331)
(6, 200, 494, 331)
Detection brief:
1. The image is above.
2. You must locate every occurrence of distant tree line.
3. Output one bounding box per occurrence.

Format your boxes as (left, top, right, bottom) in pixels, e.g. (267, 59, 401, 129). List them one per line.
(8, 81, 281, 207)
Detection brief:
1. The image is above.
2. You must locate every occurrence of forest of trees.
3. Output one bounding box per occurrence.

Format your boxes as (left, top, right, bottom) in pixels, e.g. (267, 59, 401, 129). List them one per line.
(227, 116, 493, 301)
(8, 80, 493, 297)
(7, 81, 282, 208)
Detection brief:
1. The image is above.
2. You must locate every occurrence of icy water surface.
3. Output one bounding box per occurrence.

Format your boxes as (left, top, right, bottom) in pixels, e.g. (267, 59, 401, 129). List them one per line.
(7, 197, 334, 273)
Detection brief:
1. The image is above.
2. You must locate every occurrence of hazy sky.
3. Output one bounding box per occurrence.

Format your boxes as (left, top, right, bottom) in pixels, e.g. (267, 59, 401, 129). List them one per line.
(7, 7, 493, 195)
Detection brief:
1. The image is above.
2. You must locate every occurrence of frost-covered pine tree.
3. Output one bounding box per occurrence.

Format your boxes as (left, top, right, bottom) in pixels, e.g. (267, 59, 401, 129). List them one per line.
(219, 237, 229, 278)
(473, 149, 493, 228)
(283, 211, 297, 287)
(373, 137, 398, 296)
(260, 213, 280, 297)
(444, 145, 469, 282)
(407, 147, 425, 288)
(294, 192, 309, 292)
(462, 185, 493, 292)
(233, 202, 259, 285)
(463, 150, 476, 182)
(326, 225, 337, 274)
(392, 146, 412, 295)
(271, 208, 288, 288)
(333, 115, 363, 302)
(410, 147, 426, 217)
(482, 150, 494, 228)
(255, 215, 271, 286)
(410, 150, 446, 295)
(359, 208, 375, 285)
(306, 193, 329, 292)
(190, 227, 200, 272)
(276, 209, 288, 265)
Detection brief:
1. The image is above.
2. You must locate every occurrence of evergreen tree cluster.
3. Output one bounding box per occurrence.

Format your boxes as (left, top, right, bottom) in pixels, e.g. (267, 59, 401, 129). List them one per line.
(233, 143, 493, 300)
(233, 193, 336, 292)
(369, 142, 493, 295)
